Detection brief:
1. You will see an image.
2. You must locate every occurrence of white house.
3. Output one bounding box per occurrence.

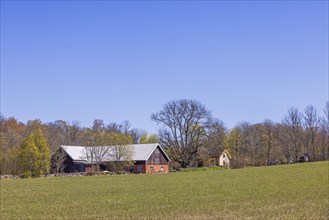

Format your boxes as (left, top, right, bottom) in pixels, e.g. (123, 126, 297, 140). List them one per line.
(219, 149, 231, 168)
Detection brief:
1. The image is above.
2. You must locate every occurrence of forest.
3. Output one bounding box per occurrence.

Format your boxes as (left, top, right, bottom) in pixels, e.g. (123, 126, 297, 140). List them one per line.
(0, 100, 328, 175)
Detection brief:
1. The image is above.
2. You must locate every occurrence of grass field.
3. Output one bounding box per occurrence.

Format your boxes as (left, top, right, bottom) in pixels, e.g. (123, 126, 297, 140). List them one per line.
(1, 161, 328, 219)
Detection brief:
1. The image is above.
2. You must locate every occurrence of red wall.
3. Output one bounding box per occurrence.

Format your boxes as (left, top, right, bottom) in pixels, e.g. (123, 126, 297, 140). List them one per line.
(145, 164, 168, 174)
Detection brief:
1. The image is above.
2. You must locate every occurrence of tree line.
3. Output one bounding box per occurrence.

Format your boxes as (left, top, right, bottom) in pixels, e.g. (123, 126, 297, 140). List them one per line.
(151, 100, 329, 169)
(1, 99, 328, 175)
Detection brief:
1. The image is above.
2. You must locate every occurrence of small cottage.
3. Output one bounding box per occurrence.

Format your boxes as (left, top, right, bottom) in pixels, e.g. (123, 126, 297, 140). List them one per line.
(52, 143, 170, 174)
(219, 149, 231, 168)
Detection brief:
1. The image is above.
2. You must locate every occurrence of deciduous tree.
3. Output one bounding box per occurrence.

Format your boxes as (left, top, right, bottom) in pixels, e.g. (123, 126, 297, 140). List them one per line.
(140, 131, 159, 144)
(262, 120, 277, 165)
(283, 107, 303, 162)
(18, 129, 50, 177)
(151, 99, 212, 168)
(107, 133, 134, 172)
(303, 105, 319, 160)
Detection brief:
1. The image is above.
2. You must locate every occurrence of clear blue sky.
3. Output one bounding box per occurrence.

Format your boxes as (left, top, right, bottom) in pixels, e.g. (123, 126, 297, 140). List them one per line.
(1, 1, 328, 133)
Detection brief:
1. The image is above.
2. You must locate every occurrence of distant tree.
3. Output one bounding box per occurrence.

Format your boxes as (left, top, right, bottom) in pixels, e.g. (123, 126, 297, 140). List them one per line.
(147, 134, 159, 143)
(51, 147, 67, 173)
(3, 117, 25, 149)
(277, 124, 293, 163)
(196, 146, 210, 167)
(80, 132, 134, 172)
(66, 121, 81, 145)
(129, 128, 145, 144)
(25, 119, 45, 137)
(227, 127, 242, 168)
(283, 107, 303, 162)
(92, 119, 105, 132)
(319, 102, 329, 160)
(238, 122, 255, 167)
(324, 102, 329, 150)
(140, 131, 159, 144)
(151, 99, 212, 168)
(204, 119, 228, 158)
(318, 118, 328, 160)
(46, 120, 67, 153)
(81, 145, 111, 172)
(80, 130, 111, 172)
(18, 129, 50, 177)
(0, 116, 26, 175)
(262, 120, 277, 165)
(107, 133, 134, 172)
(303, 105, 319, 160)
(247, 124, 264, 166)
(81, 146, 96, 171)
(121, 120, 132, 135)
(140, 132, 148, 144)
(8, 148, 21, 175)
(106, 122, 122, 133)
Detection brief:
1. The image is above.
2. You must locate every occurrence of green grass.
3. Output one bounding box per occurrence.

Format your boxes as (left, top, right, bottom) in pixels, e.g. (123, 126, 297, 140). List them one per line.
(1, 162, 328, 219)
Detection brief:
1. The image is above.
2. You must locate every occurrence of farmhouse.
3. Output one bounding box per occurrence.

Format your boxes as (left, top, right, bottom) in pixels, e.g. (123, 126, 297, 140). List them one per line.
(219, 149, 231, 168)
(209, 149, 232, 168)
(53, 143, 170, 174)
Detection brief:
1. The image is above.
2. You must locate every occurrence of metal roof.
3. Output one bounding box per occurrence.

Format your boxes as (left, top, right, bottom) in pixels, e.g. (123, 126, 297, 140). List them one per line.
(61, 143, 170, 163)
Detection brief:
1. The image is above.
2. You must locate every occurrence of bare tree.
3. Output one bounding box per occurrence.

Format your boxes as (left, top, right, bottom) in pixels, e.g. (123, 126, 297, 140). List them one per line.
(239, 122, 253, 166)
(81, 146, 96, 171)
(204, 119, 227, 157)
(319, 118, 328, 160)
(321, 102, 329, 159)
(324, 102, 329, 123)
(227, 127, 242, 168)
(46, 120, 67, 153)
(66, 121, 81, 145)
(106, 132, 134, 172)
(303, 105, 319, 160)
(130, 128, 145, 144)
(108, 144, 134, 172)
(277, 124, 293, 163)
(151, 99, 212, 168)
(262, 120, 277, 165)
(51, 147, 67, 173)
(121, 120, 131, 135)
(109, 144, 133, 162)
(92, 119, 105, 132)
(106, 122, 122, 133)
(80, 145, 111, 172)
(79, 130, 111, 172)
(283, 107, 303, 162)
(92, 146, 112, 171)
(249, 124, 264, 166)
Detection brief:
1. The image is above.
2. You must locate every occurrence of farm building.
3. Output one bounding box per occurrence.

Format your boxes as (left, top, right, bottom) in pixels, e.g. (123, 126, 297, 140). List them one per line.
(219, 149, 231, 168)
(52, 143, 170, 174)
(208, 149, 232, 168)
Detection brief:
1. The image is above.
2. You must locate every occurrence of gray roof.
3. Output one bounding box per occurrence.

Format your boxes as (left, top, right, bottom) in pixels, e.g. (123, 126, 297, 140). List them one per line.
(61, 143, 170, 163)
